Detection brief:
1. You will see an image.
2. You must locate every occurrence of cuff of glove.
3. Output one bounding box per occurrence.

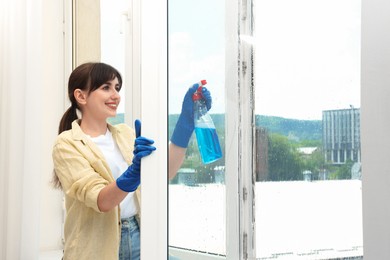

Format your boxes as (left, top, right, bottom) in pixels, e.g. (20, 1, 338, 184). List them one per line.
(170, 122, 194, 148)
(116, 176, 140, 193)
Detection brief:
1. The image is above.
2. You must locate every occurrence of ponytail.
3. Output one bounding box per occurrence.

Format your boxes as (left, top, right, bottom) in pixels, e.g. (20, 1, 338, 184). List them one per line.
(51, 171, 62, 189)
(58, 105, 78, 134)
(52, 105, 78, 189)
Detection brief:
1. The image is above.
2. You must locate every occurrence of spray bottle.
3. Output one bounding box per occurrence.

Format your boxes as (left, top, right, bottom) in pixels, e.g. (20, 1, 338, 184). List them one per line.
(193, 80, 222, 164)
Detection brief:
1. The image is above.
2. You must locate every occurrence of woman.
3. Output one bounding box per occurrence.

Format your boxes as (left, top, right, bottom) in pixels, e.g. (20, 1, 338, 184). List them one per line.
(52, 62, 155, 260)
(52, 62, 212, 259)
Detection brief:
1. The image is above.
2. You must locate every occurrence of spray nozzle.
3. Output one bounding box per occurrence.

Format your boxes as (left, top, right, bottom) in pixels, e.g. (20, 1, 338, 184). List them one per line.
(193, 80, 207, 101)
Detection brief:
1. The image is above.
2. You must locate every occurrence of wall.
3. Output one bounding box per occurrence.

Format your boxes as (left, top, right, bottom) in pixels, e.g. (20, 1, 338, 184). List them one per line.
(361, 0, 390, 259)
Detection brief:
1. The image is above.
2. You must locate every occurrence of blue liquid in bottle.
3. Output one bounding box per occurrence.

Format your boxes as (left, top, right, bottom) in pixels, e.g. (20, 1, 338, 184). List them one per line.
(193, 79, 222, 164)
(194, 127, 222, 164)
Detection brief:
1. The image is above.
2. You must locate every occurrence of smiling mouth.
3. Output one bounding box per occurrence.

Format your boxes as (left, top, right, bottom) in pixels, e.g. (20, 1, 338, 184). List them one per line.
(106, 103, 118, 108)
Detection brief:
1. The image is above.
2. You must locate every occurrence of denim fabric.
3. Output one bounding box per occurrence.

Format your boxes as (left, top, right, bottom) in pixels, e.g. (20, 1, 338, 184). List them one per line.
(119, 216, 140, 260)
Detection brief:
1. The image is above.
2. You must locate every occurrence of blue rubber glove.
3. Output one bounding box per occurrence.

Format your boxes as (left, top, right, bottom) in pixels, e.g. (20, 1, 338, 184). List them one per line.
(116, 120, 156, 192)
(170, 83, 212, 148)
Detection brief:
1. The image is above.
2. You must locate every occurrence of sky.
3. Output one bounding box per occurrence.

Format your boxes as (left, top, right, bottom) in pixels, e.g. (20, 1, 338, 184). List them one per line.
(101, 0, 361, 121)
(168, 0, 226, 116)
(253, 0, 361, 120)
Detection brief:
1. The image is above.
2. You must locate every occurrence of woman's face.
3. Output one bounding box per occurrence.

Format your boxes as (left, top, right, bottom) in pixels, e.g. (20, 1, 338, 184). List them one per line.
(83, 77, 121, 121)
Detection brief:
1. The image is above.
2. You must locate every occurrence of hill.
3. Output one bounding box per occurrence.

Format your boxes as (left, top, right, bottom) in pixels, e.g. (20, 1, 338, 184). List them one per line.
(109, 113, 322, 142)
(170, 114, 322, 142)
(255, 115, 322, 141)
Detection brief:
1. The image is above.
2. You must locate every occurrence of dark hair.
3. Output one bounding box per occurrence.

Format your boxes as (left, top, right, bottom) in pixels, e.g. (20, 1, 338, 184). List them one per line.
(53, 62, 122, 189)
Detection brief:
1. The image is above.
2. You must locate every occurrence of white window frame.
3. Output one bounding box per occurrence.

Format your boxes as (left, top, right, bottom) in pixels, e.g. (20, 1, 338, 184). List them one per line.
(226, 0, 256, 259)
(135, 0, 168, 259)
(123, 0, 142, 124)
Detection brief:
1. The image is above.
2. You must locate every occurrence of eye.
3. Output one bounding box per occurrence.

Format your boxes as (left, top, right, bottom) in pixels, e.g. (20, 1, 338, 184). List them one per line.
(115, 85, 121, 92)
(102, 85, 110, 91)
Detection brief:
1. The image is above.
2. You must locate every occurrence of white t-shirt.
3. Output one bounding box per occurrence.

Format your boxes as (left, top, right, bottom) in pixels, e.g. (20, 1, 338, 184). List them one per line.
(89, 129, 138, 219)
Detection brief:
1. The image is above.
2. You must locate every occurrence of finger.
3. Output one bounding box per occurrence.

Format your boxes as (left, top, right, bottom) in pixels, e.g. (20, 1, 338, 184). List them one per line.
(190, 83, 199, 92)
(135, 136, 155, 145)
(135, 144, 156, 151)
(134, 145, 157, 154)
(202, 87, 212, 110)
(185, 83, 199, 99)
(130, 161, 140, 172)
(133, 149, 155, 161)
(135, 119, 141, 138)
(201, 87, 211, 99)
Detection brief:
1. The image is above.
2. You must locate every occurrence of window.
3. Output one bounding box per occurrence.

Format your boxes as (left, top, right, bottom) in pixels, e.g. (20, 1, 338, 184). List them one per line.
(254, 0, 363, 259)
(168, 0, 227, 257)
(168, 0, 363, 259)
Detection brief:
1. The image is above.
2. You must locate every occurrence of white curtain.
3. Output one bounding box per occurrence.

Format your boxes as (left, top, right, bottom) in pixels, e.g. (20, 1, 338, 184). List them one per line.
(0, 0, 65, 258)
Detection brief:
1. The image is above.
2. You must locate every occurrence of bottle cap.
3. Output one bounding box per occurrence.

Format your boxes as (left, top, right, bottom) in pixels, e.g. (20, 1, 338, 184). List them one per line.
(192, 80, 207, 101)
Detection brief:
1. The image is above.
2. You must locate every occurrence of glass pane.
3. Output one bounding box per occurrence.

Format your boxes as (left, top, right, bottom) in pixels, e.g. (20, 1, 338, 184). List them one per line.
(168, 0, 226, 256)
(101, 0, 127, 124)
(254, 0, 363, 259)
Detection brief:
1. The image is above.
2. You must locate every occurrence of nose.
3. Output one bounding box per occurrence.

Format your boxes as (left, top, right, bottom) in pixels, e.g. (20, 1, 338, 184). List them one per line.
(112, 88, 120, 97)
(111, 89, 121, 101)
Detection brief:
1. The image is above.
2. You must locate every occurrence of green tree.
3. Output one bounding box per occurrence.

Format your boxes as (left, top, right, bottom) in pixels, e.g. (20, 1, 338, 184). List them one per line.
(299, 139, 322, 147)
(268, 133, 303, 181)
(328, 160, 354, 180)
(301, 148, 326, 180)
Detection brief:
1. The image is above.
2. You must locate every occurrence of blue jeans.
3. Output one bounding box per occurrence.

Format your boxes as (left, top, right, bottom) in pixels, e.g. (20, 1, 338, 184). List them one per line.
(119, 216, 140, 260)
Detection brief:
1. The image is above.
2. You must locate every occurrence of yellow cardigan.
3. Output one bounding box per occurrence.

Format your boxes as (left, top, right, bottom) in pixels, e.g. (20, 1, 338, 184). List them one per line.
(52, 120, 140, 260)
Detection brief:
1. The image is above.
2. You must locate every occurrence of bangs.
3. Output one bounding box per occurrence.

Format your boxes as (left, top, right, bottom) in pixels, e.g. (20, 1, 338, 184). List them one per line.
(89, 63, 123, 92)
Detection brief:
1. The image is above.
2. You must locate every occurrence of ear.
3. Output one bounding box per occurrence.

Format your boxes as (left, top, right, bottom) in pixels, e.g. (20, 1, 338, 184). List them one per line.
(74, 89, 87, 105)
